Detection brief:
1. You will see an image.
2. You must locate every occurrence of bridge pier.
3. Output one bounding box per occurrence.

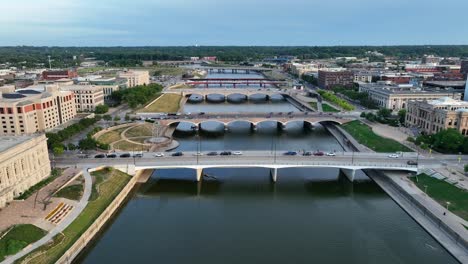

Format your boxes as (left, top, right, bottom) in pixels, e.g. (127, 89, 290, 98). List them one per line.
(270, 168, 278, 183)
(340, 168, 356, 182)
(195, 168, 203, 182)
(276, 122, 284, 131)
(250, 123, 257, 132)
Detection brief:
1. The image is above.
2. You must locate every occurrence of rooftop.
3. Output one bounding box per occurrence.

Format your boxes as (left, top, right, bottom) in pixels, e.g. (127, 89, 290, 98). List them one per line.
(428, 97, 468, 107)
(0, 135, 36, 153)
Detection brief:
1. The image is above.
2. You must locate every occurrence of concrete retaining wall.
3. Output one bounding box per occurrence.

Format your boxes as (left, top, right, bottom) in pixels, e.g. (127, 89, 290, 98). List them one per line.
(55, 168, 141, 264)
(366, 169, 468, 260)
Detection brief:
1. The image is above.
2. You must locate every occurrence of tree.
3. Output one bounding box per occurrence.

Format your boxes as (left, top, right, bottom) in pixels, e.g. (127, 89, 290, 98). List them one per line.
(125, 115, 130, 121)
(433, 129, 464, 153)
(398, 109, 407, 124)
(67, 143, 76, 151)
(94, 104, 109, 114)
(464, 164, 468, 173)
(53, 146, 64, 156)
(103, 114, 112, 121)
(78, 137, 97, 150)
(114, 116, 120, 121)
(377, 108, 392, 119)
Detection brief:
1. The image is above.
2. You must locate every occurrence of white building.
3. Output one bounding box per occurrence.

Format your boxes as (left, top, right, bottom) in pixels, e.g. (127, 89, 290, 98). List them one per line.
(117, 70, 150, 87)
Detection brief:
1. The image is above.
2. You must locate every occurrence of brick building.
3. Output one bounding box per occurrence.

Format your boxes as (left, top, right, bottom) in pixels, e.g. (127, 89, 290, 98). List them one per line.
(318, 70, 354, 89)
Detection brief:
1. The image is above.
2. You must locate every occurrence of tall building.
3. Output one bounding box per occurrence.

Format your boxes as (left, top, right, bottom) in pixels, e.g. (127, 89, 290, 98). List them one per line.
(42, 70, 78, 81)
(117, 70, 150, 87)
(464, 74, 468, 102)
(406, 97, 468, 135)
(0, 134, 51, 208)
(0, 85, 76, 135)
(60, 85, 105, 112)
(318, 70, 354, 89)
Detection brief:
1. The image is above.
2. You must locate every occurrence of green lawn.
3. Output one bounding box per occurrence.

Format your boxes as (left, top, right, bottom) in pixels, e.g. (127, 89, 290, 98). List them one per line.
(322, 103, 339, 112)
(0, 224, 46, 262)
(410, 174, 468, 221)
(54, 184, 84, 201)
(341, 121, 412, 152)
(19, 168, 131, 264)
(140, 93, 181, 113)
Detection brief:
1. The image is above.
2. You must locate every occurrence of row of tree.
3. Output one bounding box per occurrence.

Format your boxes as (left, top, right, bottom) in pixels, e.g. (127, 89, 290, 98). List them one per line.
(410, 129, 468, 154)
(2, 46, 468, 68)
(111, 83, 163, 108)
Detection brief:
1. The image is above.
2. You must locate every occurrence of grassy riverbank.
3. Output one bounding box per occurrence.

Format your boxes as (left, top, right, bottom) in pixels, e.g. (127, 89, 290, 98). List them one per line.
(0, 225, 46, 262)
(322, 103, 339, 112)
(410, 174, 468, 221)
(342, 121, 411, 152)
(19, 168, 131, 264)
(140, 93, 181, 113)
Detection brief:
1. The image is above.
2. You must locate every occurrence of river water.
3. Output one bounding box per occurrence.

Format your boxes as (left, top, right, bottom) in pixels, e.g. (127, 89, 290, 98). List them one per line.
(77, 71, 457, 263)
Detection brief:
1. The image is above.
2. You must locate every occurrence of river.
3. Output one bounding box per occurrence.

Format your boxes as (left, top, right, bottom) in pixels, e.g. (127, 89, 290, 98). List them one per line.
(76, 70, 457, 263)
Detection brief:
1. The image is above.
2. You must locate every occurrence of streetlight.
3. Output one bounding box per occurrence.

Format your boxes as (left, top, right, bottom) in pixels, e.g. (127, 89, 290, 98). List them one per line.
(446, 201, 451, 211)
(424, 185, 428, 194)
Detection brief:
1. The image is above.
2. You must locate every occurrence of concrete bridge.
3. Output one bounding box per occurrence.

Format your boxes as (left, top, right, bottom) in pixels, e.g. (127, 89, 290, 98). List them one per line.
(193, 67, 274, 73)
(185, 80, 286, 88)
(55, 151, 422, 183)
(166, 88, 286, 97)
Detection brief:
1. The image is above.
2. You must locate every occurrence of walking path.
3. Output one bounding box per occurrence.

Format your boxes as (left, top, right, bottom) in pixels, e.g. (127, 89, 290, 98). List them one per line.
(0, 168, 81, 232)
(370, 171, 468, 263)
(2, 169, 93, 264)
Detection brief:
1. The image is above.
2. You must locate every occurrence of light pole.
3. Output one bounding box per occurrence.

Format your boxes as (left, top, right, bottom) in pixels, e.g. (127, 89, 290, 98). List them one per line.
(446, 201, 451, 211)
(424, 185, 428, 194)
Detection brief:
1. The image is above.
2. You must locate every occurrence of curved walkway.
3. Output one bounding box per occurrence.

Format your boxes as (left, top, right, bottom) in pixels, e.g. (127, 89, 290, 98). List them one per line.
(2, 169, 93, 264)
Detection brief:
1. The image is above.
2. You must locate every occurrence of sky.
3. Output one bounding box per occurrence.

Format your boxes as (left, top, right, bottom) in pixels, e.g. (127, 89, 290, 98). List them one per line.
(1, 0, 467, 46)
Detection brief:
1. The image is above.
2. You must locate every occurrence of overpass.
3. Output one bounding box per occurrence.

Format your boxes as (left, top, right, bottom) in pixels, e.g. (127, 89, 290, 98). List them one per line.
(55, 151, 424, 183)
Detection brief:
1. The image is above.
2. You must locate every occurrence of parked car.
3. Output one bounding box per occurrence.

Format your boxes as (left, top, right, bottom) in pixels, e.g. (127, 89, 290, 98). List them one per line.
(233, 151, 243, 155)
(284, 151, 297, 156)
(106, 154, 117, 158)
(154, 153, 165, 157)
(207, 151, 218, 156)
(120, 153, 131, 158)
(172, 152, 184, 157)
(220, 151, 232, 156)
(133, 153, 143, 158)
(94, 154, 105, 158)
(302, 151, 312, 156)
(193, 152, 203, 156)
(326, 152, 336, 156)
(388, 154, 399, 158)
(313, 151, 324, 156)
(407, 160, 418, 165)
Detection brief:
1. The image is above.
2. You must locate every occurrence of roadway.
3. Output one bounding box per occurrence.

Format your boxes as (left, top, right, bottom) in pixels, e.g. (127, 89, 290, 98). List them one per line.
(53, 151, 458, 171)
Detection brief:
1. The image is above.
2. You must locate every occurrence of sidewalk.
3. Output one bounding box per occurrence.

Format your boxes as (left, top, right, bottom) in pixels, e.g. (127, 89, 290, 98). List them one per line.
(3, 168, 93, 264)
(0, 168, 81, 232)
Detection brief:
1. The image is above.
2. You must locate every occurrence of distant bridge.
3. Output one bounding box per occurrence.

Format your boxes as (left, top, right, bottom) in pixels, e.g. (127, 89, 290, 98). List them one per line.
(185, 79, 286, 88)
(193, 66, 274, 73)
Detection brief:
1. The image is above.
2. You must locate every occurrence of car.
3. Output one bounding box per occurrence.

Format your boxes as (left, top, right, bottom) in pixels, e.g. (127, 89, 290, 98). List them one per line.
(107, 154, 117, 158)
(193, 152, 203, 156)
(207, 151, 218, 156)
(313, 151, 324, 156)
(233, 151, 243, 155)
(284, 151, 297, 156)
(199, 112, 205, 115)
(407, 160, 418, 165)
(120, 153, 131, 158)
(302, 151, 312, 156)
(388, 154, 399, 158)
(172, 152, 184, 157)
(326, 152, 336, 156)
(94, 154, 105, 158)
(154, 153, 165, 157)
(220, 151, 232, 156)
(133, 153, 143, 158)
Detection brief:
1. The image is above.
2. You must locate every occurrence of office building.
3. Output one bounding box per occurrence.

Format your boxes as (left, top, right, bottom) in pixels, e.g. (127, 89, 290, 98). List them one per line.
(318, 70, 354, 89)
(0, 85, 76, 135)
(60, 85, 105, 112)
(117, 70, 150, 87)
(406, 97, 468, 135)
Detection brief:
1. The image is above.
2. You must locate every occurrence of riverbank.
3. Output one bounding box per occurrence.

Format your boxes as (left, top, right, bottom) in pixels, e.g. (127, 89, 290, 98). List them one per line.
(15, 168, 136, 264)
(329, 122, 468, 262)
